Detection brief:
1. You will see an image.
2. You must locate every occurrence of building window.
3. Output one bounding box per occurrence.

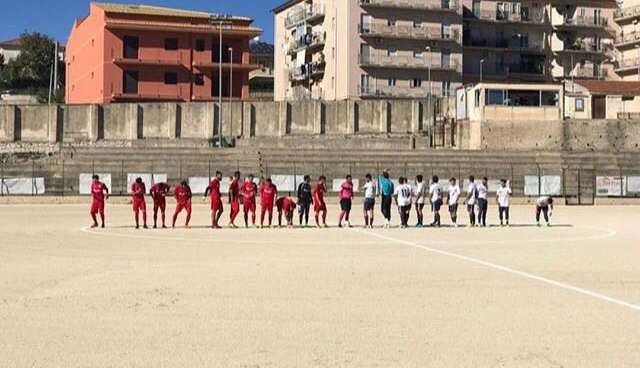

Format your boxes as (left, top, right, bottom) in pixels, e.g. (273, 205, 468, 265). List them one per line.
(195, 73, 205, 86)
(388, 78, 397, 87)
(164, 72, 178, 85)
(388, 47, 397, 57)
(575, 98, 584, 112)
(123, 36, 139, 59)
(123, 70, 138, 94)
(411, 78, 422, 88)
(413, 19, 422, 28)
(165, 38, 178, 51)
(442, 81, 451, 96)
(387, 18, 396, 26)
(195, 39, 205, 52)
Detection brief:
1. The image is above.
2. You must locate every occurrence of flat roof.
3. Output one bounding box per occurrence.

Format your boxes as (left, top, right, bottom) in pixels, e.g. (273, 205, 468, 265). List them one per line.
(94, 2, 252, 21)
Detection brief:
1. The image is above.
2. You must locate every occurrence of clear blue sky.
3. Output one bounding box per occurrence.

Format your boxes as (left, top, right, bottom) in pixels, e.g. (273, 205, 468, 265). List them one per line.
(0, 0, 282, 44)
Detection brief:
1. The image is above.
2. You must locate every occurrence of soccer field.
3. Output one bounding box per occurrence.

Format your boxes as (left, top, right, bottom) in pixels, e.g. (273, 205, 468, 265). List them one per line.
(1, 203, 639, 367)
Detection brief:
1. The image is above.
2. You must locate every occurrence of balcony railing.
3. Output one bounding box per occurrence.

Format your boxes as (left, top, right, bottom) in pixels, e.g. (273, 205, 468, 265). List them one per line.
(288, 61, 326, 81)
(560, 15, 609, 29)
(359, 0, 459, 12)
(616, 58, 640, 71)
(359, 84, 449, 98)
(465, 38, 544, 52)
(359, 23, 461, 42)
(505, 64, 546, 76)
(614, 4, 640, 21)
(561, 39, 612, 54)
(359, 54, 461, 72)
(615, 31, 640, 46)
(464, 8, 546, 24)
(287, 32, 326, 54)
(284, 4, 325, 29)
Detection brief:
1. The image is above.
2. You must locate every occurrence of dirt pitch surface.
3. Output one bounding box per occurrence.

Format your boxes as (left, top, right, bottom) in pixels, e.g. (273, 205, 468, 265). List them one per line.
(1, 202, 639, 367)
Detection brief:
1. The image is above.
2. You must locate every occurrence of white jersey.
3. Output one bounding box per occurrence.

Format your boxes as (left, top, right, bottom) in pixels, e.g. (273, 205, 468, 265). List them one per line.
(448, 185, 461, 204)
(363, 181, 377, 199)
(414, 182, 427, 204)
(467, 182, 477, 205)
(477, 183, 488, 200)
(496, 186, 512, 207)
(537, 196, 551, 207)
(394, 184, 413, 207)
(429, 183, 442, 202)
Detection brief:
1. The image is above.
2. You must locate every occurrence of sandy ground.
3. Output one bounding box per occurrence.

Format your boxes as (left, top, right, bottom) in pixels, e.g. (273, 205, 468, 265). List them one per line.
(0, 201, 639, 367)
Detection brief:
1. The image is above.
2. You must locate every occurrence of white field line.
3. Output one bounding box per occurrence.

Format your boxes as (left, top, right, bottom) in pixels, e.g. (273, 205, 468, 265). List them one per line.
(352, 228, 640, 312)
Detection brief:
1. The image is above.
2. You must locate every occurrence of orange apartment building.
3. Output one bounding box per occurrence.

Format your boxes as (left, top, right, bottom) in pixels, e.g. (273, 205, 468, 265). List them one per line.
(65, 2, 262, 104)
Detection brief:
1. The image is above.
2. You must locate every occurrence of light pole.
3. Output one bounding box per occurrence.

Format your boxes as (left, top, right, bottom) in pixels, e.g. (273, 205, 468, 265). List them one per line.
(229, 47, 233, 144)
(480, 59, 485, 82)
(210, 17, 233, 147)
(425, 46, 431, 98)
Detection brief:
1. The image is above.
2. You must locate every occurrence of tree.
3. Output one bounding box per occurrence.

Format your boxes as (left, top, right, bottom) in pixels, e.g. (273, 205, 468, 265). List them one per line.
(0, 32, 64, 100)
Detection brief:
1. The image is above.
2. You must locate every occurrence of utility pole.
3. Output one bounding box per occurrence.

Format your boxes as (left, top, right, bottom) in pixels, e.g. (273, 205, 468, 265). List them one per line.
(229, 46, 233, 144)
(210, 16, 233, 147)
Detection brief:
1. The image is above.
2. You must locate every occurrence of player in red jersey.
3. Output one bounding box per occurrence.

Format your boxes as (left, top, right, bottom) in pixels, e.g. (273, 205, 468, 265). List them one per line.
(228, 171, 241, 228)
(276, 196, 297, 228)
(89, 175, 109, 228)
(313, 176, 328, 228)
(131, 177, 148, 229)
(204, 171, 224, 229)
(172, 181, 192, 228)
(259, 177, 278, 228)
(150, 182, 170, 228)
(241, 174, 258, 227)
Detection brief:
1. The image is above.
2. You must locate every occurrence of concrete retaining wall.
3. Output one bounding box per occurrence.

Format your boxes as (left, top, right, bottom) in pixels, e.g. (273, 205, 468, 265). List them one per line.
(3, 100, 640, 153)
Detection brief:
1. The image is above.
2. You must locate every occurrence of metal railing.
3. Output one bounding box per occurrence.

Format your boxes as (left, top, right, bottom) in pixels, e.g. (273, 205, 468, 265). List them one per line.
(465, 38, 544, 51)
(2, 157, 640, 204)
(560, 15, 609, 28)
(465, 8, 546, 24)
(359, 53, 461, 72)
(288, 61, 326, 81)
(614, 4, 640, 21)
(284, 4, 325, 28)
(359, 0, 459, 12)
(287, 32, 326, 54)
(359, 23, 461, 42)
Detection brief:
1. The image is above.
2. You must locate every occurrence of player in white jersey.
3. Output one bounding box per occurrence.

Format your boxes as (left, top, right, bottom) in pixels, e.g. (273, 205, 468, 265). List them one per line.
(476, 177, 489, 227)
(429, 176, 443, 227)
(447, 177, 461, 227)
(536, 196, 554, 227)
(362, 174, 377, 228)
(464, 175, 478, 227)
(496, 179, 512, 226)
(394, 177, 413, 228)
(413, 175, 427, 228)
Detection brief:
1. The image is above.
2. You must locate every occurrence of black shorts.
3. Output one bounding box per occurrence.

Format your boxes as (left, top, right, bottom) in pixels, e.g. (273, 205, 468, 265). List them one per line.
(416, 203, 425, 211)
(340, 199, 352, 212)
(432, 199, 443, 211)
(449, 203, 458, 213)
(364, 198, 375, 211)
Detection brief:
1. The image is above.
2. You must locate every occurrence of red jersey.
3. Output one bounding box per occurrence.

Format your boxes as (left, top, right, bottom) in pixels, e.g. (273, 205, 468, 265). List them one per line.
(276, 197, 295, 212)
(91, 182, 108, 202)
(260, 183, 277, 204)
(229, 179, 240, 202)
(208, 178, 221, 199)
(131, 182, 146, 201)
(241, 181, 258, 203)
(313, 182, 326, 203)
(150, 183, 169, 201)
(175, 185, 192, 205)
(340, 181, 354, 200)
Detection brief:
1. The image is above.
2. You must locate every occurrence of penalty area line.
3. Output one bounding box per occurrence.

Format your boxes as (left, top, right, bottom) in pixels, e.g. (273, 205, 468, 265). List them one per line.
(352, 228, 640, 313)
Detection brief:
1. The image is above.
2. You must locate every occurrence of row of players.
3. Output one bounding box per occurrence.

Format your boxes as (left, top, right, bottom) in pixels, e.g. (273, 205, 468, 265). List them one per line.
(88, 171, 555, 229)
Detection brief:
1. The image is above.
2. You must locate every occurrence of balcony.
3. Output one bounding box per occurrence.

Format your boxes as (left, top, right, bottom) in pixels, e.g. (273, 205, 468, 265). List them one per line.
(359, 84, 449, 99)
(193, 60, 261, 71)
(284, 5, 325, 29)
(505, 64, 546, 79)
(555, 39, 613, 56)
(288, 61, 326, 81)
(359, 53, 461, 72)
(287, 32, 326, 55)
(566, 66, 608, 79)
(615, 58, 640, 73)
(555, 16, 612, 32)
(359, 0, 459, 13)
(615, 31, 640, 48)
(464, 38, 545, 54)
(359, 23, 461, 43)
(614, 4, 640, 23)
(112, 58, 185, 67)
(464, 8, 546, 25)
